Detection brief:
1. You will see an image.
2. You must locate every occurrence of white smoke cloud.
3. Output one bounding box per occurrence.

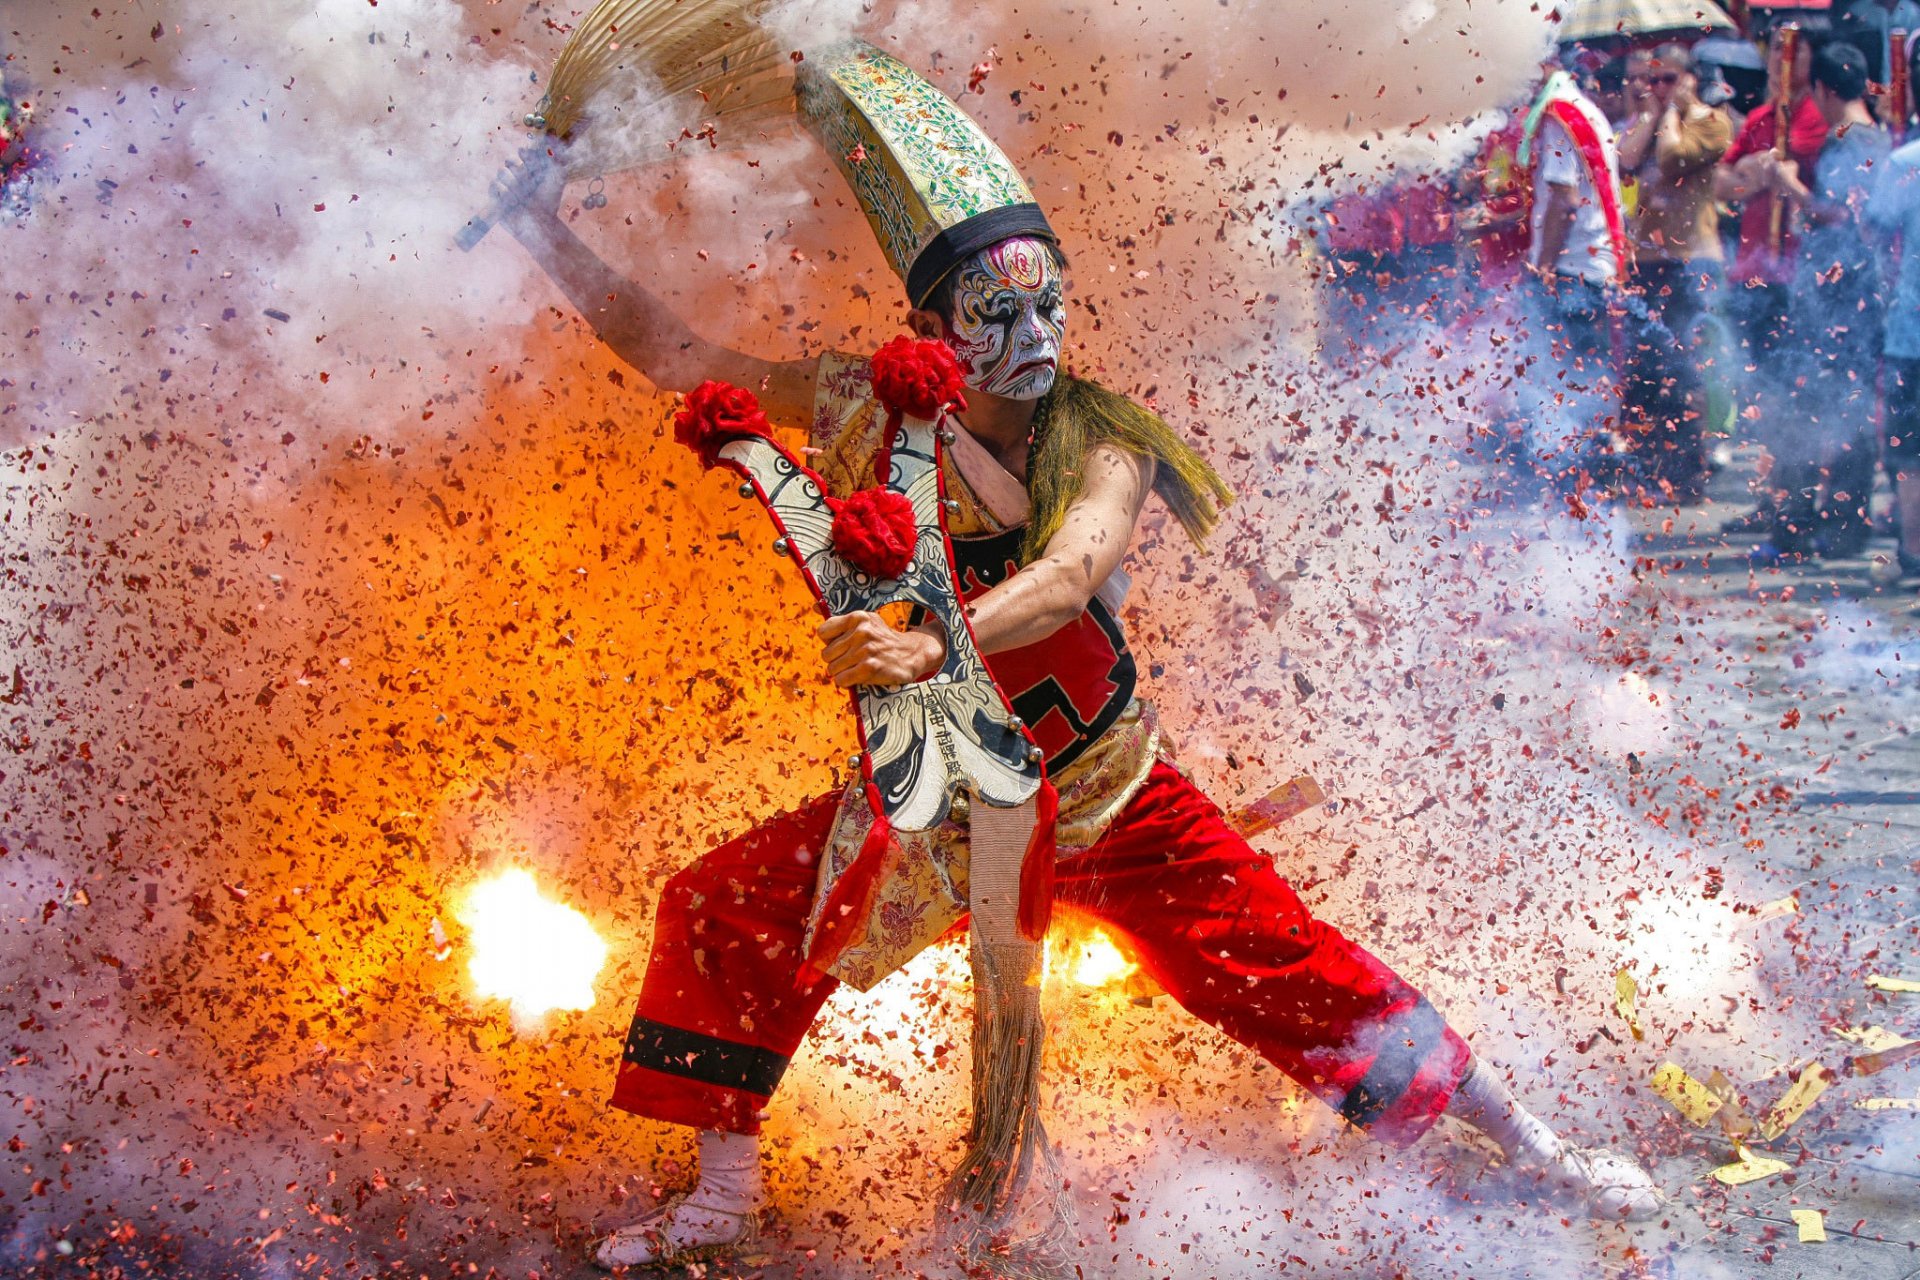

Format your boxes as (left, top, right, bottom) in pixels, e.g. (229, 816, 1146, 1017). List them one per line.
(4, 0, 536, 449)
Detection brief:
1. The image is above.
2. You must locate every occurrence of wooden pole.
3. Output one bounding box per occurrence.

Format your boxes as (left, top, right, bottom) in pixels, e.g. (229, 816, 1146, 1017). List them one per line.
(1768, 23, 1801, 256)
(1892, 28, 1911, 144)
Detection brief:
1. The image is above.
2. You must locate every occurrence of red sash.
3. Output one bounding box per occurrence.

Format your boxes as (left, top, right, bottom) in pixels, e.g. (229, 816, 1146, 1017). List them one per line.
(1539, 96, 1630, 276)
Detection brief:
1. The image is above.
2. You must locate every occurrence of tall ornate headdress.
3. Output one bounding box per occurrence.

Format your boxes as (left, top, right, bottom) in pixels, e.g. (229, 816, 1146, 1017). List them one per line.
(795, 43, 1055, 306)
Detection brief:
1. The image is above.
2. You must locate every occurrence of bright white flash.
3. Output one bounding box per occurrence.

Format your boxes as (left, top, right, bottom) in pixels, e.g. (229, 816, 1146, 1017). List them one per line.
(460, 868, 608, 1020)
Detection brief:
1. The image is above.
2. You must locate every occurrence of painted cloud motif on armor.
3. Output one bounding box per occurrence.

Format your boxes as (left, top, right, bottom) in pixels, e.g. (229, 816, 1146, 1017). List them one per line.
(718, 419, 1041, 833)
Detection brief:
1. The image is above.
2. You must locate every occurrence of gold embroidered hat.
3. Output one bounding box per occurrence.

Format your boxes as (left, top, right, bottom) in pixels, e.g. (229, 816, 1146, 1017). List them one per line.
(796, 42, 1056, 307)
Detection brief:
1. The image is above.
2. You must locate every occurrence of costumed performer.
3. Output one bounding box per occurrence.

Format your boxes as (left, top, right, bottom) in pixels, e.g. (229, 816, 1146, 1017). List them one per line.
(490, 41, 1665, 1271)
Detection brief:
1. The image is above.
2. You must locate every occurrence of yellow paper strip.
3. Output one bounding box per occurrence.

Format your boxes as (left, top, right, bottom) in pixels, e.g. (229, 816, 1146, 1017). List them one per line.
(1615, 969, 1645, 1041)
(1651, 1063, 1724, 1126)
(1833, 1025, 1913, 1053)
(1866, 974, 1920, 993)
(1856, 1097, 1920, 1111)
(1790, 1209, 1826, 1243)
(1228, 775, 1326, 839)
(1761, 1064, 1835, 1141)
(1856, 1041, 1920, 1077)
(1711, 1149, 1791, 1186)
(1751, 896, 1800, 923)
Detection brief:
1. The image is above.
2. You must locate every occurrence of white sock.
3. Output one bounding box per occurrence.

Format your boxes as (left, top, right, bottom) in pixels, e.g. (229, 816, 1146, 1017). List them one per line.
(689, 1128, 763, 1213)
(1445, 1056, 1564, 1167)
(1443, 1057, 1664, 1220)
(596, 1130, 762, 1267)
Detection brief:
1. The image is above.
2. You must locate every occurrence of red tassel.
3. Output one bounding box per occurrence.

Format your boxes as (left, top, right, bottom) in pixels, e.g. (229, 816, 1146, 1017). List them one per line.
(1017, 779, 1059, 941)
(870, 407, 904, 490)
(804, 785, 894, 976)
(869, 335, 968, 419)
(673, 380, 774, 469)
(867, 334, 966, 489)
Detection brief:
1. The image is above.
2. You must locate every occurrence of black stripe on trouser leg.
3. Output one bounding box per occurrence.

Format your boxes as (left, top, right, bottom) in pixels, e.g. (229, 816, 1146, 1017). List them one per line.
(622, 1016, 790, 1096)
(1338, 998, 1448, 1129)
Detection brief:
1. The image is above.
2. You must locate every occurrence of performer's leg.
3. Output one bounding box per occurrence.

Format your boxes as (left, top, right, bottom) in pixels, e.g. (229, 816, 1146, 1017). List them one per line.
(1055, 763, 1469, 1145)
(596, 793, 842, 1267)
(1055, 763, 1661, 1219)
(611, 793, 841, 1129)
(1446, 1054, 1663, 1219)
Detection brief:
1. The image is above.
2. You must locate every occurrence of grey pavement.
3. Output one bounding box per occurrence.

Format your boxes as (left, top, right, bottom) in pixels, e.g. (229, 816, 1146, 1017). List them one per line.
(1599, 447, 1920, 1280)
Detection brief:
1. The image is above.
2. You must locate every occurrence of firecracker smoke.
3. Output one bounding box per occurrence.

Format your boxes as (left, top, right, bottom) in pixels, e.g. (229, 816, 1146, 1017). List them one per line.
(1, 2, 1912, 1278)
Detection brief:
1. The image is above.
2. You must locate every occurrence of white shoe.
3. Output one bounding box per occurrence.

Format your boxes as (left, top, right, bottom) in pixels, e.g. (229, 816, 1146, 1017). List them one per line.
(1541, 1146, 1666, 1222)
(590, 1193, 759, 1270)
(1868, 554, 1907, 586)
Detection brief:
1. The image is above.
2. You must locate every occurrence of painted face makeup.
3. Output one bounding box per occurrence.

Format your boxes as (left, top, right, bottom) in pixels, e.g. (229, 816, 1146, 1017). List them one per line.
(943, 237, 1066, 401)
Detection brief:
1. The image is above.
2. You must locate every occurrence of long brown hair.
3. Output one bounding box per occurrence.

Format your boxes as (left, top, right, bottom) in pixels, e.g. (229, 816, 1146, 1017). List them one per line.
(1021, 375, 1234, 563)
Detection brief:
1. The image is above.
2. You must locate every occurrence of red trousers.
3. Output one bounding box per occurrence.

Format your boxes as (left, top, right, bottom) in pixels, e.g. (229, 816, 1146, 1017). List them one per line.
(610, 763, 1471, 1146)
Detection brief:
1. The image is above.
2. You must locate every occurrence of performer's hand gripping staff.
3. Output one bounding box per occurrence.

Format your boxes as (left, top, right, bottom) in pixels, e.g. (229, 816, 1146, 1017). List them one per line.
(457, 140, 567, 252)
(452, 0, 793, 251)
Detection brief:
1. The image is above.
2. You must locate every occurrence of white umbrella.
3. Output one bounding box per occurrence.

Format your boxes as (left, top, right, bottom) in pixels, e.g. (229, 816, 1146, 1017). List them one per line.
(1558, 0, 1738, 43)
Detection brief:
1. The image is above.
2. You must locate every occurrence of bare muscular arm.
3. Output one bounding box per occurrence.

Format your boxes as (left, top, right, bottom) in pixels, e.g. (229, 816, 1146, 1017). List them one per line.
(495, 153, 817, 424)
(818, 444, 1155, 687)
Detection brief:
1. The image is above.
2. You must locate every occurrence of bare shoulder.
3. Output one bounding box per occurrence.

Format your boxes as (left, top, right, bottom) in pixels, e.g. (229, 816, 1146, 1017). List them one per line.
(1081, 441, 1156, 498)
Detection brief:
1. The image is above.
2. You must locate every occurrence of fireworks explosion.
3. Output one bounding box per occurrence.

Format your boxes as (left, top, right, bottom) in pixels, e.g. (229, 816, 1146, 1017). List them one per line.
(1, 2, 1914, 1278)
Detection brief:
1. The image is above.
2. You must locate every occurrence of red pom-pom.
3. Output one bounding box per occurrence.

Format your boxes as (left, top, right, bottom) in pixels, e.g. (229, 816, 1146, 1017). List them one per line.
(831, 486, 918, 579)
(674, 380, 771, 468)
(869, 336, 968, 420)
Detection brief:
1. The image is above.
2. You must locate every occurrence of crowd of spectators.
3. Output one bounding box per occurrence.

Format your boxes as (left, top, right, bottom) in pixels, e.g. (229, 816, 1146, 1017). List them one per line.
(1308, 18, 1920, 610)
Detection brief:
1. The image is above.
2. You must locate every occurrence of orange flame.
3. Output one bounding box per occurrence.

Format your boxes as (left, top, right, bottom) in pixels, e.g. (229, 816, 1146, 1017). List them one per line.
(1056, 926, 1139, 989)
